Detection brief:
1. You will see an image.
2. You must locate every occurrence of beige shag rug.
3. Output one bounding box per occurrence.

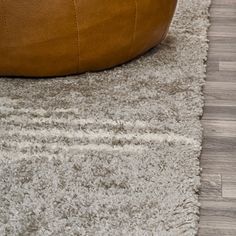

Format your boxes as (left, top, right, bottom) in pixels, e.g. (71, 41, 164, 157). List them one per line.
(0, 0, 211, 235)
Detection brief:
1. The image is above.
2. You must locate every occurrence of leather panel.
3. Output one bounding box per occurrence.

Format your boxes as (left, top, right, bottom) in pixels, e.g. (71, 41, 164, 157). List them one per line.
(78, 0, 136, 72)
(130, 0, 178, 58)
(0, 0, 78, 77)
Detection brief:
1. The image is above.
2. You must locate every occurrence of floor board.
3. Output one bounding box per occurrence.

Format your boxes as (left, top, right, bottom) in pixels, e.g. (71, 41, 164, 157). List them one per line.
(199, 0, 236, 235)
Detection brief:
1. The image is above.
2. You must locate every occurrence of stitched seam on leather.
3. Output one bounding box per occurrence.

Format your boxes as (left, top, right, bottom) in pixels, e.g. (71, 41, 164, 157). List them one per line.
(129, 0, 138, 57)
(159, 24, 169, 44)
(72, 0, 80, 72)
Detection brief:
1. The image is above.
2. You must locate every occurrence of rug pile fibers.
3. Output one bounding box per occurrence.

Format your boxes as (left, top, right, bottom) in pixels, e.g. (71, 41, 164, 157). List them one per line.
(0, 0, 211, 235)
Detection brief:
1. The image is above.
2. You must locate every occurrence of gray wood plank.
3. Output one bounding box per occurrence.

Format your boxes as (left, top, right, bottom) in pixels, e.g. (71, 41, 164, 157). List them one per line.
(203, 99, 236, 121)
(200, 174, 222, 200)
(202, 136, 236, 153)
(204, 81, 236, 101)
(210, 43, 236, 53)
(212, 0, 236, 4)
(208, 52, 236, 62)
(222, 175, 236, 199)
(210, 9, 236, 19)
(202, 120, 236, 137)
(203, 105, 236, 121)
(208, 36, 236, 44)
(199, 228, 236, 236)
(206, 71, 236, 82)
(201, 153, 236, 175)
(199, 200, 236, 235)
(220, 62, 236, 72)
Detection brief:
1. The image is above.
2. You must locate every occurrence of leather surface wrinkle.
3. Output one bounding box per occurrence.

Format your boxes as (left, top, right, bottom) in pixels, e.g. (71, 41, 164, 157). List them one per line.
(0, 0, 177, 77)
(72, 0, 80, 73)
(128, 0, 138, 59)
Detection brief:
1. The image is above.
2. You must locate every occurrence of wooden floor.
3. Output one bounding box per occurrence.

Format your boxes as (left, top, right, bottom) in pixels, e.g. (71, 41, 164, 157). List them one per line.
(199, 0, 236, 235)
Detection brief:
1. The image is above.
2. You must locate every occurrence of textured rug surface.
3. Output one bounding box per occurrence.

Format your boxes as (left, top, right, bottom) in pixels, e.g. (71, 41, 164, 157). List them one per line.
(0, 1, 211, 235)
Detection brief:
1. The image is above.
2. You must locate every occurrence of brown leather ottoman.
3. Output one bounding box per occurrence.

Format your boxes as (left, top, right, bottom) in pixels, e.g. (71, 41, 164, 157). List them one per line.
(0, 0, 177, 77)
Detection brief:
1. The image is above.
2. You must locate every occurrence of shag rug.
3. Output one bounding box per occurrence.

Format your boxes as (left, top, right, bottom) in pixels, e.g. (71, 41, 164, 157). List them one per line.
(0, 0, 211, 235)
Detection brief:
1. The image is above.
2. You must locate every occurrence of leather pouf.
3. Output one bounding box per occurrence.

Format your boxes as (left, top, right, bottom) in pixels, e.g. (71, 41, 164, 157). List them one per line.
(0, 0, 177, 77)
